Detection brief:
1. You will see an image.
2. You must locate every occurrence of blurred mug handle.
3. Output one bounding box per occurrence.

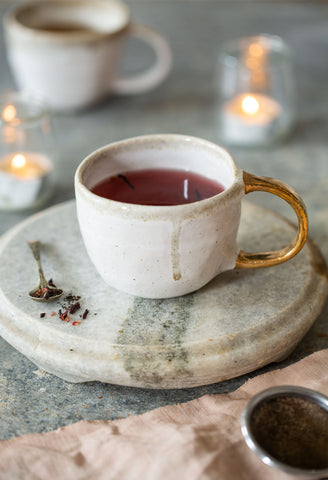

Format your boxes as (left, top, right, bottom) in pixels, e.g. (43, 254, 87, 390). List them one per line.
(111, 23, 172, 95)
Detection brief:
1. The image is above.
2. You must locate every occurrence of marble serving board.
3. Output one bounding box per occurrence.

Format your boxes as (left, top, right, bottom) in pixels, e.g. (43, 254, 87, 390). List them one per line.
(0, 200, 327, 389)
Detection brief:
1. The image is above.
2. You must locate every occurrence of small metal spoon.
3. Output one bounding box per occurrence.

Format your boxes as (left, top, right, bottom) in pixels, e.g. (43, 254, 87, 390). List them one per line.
(28, 240, 63, 302)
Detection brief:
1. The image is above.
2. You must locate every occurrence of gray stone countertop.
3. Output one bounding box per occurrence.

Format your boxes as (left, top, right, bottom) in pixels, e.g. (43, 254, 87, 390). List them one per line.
(0, 0, 328, 440)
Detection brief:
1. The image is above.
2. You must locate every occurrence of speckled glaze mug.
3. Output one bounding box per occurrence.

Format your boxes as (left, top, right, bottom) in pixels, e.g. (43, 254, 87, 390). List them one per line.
(4, 0, 172, 111)
(74, 134, 308, 298)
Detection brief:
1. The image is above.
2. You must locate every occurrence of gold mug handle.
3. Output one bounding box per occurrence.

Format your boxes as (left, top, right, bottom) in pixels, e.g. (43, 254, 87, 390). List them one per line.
(235, 171, 308, 269)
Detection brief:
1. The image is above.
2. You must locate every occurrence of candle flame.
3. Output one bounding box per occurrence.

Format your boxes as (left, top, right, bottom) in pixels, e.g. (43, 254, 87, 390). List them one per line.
(241, 95, 260, 116)
(11, 154, 27, 169)
(2, 104, 17, 123)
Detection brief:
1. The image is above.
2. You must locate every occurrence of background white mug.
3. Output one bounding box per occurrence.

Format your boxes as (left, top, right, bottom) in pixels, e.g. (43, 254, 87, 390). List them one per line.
(3, 0, 172, 111)
(74, 134, 308, 299)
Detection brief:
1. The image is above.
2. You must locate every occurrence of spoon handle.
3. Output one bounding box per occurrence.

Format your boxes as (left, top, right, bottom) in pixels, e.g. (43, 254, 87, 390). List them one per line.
(28, 241, 48, 289)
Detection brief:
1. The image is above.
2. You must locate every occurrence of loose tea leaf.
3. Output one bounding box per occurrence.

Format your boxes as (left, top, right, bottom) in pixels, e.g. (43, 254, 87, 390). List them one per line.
(69, 302, 81, 314)
(118, 174, 135, 190)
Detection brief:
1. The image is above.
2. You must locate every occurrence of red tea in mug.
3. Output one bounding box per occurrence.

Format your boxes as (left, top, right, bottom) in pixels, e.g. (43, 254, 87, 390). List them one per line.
(91, 168, 225, 206)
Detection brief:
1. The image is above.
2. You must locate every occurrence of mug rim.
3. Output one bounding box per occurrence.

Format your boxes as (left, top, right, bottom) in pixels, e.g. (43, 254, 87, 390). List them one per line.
(4, 0, 130, 43)
(74, 133, 244, 218)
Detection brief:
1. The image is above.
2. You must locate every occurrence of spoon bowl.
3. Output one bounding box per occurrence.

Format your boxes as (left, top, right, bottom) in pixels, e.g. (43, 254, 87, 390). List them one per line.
(28, 240, 63, 302)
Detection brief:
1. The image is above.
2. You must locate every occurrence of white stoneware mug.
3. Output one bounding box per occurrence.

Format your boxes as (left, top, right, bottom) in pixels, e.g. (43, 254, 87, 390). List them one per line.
(74, 134, 308, 299)
(3, 0, 172, 111)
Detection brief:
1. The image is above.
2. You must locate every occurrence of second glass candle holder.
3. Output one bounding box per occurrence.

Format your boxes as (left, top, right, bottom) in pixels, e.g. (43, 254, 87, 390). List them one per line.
(217, 35, 295, 148)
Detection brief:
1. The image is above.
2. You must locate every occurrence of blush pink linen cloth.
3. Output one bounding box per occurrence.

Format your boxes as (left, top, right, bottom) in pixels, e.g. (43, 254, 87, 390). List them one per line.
(1, 349, 328, 480)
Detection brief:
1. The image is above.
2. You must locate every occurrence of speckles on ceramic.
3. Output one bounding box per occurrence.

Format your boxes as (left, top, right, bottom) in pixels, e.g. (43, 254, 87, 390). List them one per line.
(0, 200, 327, 388)
(75, 134, 245, 298)
(75, 135, 244, 221)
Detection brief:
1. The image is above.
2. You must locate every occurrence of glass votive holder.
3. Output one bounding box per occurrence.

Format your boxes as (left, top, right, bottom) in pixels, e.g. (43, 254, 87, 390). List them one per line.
(0, 91, 55, 211)
(216, 34, 295, 148)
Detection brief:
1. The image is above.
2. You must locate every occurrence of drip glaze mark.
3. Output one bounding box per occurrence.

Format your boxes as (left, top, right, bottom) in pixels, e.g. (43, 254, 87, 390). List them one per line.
(171, 222, 182, 281)
(118, 174, 135, 190)
(195, 189, 201, 201)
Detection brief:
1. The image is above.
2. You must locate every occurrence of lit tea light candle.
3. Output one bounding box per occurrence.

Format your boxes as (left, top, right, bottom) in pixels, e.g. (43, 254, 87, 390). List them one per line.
(220, 93, 281, 145)
(0, 91, 56, 210)
(0, 152, 53, 210)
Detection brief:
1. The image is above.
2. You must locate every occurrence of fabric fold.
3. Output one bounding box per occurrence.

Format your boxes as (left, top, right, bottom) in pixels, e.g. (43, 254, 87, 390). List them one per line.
(1, 349, 328, 480)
